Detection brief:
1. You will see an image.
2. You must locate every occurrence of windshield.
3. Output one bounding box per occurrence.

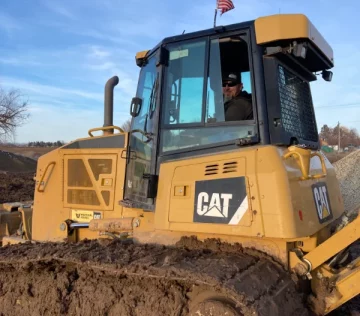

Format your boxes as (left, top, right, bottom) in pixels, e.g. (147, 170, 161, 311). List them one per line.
(161, 36, 256, 153)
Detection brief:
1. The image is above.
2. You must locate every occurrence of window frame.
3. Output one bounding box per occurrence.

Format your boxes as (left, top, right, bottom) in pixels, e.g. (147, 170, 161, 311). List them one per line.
(161, 37, 208, 129)
(159, 28, 259, 156)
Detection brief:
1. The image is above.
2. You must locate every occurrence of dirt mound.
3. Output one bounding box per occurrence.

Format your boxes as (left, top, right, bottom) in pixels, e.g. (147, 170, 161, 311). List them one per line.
(0, 146, 53, 161)
(0, 173, 34, 203)
(0, 238, 310, 316)
(332, 150, 360, 316)
(0, 150, 37, 173)
(0, 150, 36, 203)
(333, 150, 360, 213)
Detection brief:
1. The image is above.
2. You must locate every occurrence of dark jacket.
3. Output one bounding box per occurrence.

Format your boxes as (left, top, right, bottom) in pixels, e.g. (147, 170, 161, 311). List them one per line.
(224, 91, 253, 121)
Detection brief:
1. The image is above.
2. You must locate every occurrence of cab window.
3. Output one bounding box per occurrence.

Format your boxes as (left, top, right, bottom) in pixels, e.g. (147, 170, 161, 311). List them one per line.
(161, 35, 255, 153)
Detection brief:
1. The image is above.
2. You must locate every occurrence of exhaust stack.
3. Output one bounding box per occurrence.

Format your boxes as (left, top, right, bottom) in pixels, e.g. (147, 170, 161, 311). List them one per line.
(103, 76, 119, 135)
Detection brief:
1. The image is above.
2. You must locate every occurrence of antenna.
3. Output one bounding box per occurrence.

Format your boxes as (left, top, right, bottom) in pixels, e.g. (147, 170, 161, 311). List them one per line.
(214, 0, 218, 27)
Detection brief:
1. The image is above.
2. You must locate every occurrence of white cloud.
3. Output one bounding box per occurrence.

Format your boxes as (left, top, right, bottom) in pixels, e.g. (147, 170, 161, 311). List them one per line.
(87, 62, 116, 71)
(0, 77, 103, 101)
(90, 46, 111, 59)
(15, 101, 130, 143)
(42, 1, 76, 20)
(0, 56, 43, 67)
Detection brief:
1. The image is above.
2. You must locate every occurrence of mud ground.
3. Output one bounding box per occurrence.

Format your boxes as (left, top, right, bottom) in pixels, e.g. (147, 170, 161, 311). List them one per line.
(0, 238, 310, 316)
(0, 172, 35, 204)
(0, 154, 358, 315)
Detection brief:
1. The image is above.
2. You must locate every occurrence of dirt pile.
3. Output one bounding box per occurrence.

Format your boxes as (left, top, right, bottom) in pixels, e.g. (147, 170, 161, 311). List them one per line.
(0, 173, 35, 203)
(0, 146, 52, 161)
(0, 238, 310, 316)
(332, 150, 360, 315)
(0, 150, 36, 203)
(333, 150, 360, 214)
(0, 150, 37, 173)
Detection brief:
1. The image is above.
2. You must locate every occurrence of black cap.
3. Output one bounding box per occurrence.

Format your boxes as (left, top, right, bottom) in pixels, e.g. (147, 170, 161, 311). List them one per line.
(223, 72, 241, 84)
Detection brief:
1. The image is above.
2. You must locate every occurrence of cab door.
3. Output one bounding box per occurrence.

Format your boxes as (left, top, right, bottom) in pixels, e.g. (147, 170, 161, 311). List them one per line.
(123, 52, 160, 210)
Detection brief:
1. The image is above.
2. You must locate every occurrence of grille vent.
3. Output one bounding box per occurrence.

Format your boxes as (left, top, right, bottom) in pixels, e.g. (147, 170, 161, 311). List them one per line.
(205, 164, 219, 176)
(223, 161, 237, 173)
(205, 161, 238, 176)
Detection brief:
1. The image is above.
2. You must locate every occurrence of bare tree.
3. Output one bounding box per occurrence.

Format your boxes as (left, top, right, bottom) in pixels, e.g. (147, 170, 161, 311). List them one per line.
(0, 87, 29, 141)
(120, 118, 132, 132)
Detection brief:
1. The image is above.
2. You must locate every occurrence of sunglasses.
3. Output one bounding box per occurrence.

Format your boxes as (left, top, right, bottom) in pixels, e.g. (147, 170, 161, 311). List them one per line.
(222, 81, 237, 87)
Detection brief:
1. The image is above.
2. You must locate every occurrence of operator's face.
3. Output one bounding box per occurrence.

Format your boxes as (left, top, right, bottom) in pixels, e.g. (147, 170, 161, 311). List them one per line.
(222, 81, 243, 99)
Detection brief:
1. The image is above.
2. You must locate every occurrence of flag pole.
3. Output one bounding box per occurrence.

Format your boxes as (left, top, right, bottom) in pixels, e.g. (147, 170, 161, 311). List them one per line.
(214, 0, 218, 27)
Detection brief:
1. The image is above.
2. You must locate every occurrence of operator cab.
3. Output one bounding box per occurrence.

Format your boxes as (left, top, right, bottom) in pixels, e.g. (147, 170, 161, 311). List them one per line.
(162, 35, 254, 152)
(123, 14, 334, 210)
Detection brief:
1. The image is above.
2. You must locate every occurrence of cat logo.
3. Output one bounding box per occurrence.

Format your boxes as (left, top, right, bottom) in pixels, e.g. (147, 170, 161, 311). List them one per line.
(193, 177, 248, 225)
(312, 182, 333, 223)
(197, 193, 232, 218)
(93, 212, 102, 220)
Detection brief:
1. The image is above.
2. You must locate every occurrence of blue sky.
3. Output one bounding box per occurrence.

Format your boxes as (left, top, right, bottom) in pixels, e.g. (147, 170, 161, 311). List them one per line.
(1, 0, 359, 143)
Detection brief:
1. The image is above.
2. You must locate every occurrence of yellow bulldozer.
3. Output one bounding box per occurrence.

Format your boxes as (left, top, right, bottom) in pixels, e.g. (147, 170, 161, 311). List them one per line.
(0, 13, 359, 316)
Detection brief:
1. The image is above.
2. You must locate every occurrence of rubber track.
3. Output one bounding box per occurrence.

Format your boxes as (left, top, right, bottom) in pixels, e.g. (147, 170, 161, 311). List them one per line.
(0, 238, 310, 316)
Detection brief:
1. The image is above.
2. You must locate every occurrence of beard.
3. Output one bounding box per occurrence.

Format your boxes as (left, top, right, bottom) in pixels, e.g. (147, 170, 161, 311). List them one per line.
(224, 94, 233, 103)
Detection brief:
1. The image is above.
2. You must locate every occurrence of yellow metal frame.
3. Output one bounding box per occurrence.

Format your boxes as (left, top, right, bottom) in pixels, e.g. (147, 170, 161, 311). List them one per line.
(19, 207, 32, 240)
(325, 259, 360, 314)
(303, 215, 359, 271)
(290, 213, 360, 314)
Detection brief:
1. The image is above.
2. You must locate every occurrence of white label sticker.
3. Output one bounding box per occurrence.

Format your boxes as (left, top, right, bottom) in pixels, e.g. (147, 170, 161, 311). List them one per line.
(170, 49, 189, 60)
(71, 210, 102, 223)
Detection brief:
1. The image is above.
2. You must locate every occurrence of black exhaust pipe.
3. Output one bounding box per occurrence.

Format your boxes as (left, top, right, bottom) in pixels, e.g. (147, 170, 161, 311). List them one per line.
(104, 76, 119, 134)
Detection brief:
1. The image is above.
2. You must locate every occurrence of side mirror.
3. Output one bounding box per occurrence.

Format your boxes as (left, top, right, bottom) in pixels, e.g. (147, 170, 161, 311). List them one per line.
(130, 97, 142, 117)
(322, 70, 333, 82)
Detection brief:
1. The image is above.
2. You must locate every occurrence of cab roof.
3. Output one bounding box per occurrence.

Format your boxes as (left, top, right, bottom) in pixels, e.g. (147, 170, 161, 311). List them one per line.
(136, 14, 334, 71)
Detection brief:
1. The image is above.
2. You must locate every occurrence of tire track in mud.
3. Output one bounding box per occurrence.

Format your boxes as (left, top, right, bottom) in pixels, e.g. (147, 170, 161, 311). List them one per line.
(0, 238, 310, 316)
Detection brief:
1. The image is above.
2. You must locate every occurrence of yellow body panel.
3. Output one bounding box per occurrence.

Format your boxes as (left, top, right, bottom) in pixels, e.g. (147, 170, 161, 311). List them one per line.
(154, 145, 343, 239)
(32, 134, 128, 241)
(255, 14, 334, 64)
(32, 139, 343, 247)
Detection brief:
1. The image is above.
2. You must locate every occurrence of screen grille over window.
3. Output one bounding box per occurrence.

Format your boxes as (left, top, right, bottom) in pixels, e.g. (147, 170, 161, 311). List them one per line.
(66, 157, 115, 208)
(278, 65, 318, 142)
(89, 159, 112, 181)
(68, 159, 92, 187)
(67, 189, 100, 206)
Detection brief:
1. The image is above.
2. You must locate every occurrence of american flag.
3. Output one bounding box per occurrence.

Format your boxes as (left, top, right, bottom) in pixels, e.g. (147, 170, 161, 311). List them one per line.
(217, 0, 235, 15)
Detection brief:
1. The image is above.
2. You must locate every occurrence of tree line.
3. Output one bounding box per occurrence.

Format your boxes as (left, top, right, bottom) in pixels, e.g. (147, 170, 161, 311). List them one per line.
(319, 124, 360, 147)
(27, 141, 65, 147)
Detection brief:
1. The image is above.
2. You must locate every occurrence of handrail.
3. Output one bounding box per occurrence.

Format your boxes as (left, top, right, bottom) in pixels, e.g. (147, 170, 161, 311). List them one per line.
(310, 152, 327, 179)
(37, 161, 56, 192)
(283, 148, 327, 180)
(88, 125, 125, 137)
